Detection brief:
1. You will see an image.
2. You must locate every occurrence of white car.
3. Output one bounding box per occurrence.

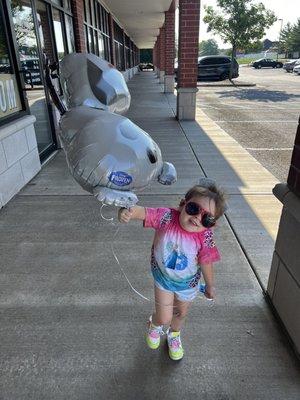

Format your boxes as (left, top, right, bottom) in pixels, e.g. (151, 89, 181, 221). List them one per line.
(293, 64, 300, 75)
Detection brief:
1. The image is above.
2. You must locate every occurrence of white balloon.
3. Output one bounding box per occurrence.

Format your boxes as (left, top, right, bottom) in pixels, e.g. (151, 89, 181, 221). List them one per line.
(60, 53, 131, 115)
(60, 106, 177, 207)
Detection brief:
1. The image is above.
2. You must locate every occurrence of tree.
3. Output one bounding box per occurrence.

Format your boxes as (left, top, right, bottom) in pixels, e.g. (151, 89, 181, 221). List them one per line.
(290, 19, 300, 54)
(243, 40, 263, 53)
(279, 19, 300, 57)
(203, 0, 277, 79)
(279, 23, 294, 57)
(199, 39, 219, 56)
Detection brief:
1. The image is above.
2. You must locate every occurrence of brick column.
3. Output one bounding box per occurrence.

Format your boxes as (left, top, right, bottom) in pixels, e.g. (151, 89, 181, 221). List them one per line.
(159, 26, 166, 83)
(156, 36, 161, 77)
(164, 0, 176, 93)
(108, 14, 116, 66)
(154, 42, 158, 75)
(288, 117, 300, 195)
(71, 0, 86, 52)
(176, 0, 200, 120)
(267, 116, 300, 354)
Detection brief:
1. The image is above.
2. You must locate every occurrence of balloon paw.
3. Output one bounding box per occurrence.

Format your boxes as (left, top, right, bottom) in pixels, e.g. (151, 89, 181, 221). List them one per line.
(94, 187, 138, 208)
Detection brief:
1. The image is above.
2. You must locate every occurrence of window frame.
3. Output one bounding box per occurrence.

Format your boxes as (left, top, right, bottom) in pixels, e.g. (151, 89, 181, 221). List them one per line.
(84, 0, 111, 61)
(0, 1, 29, 126)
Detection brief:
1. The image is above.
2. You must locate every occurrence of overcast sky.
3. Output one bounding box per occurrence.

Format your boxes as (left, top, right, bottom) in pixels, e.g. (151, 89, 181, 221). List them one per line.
(199, 0, 299, 47)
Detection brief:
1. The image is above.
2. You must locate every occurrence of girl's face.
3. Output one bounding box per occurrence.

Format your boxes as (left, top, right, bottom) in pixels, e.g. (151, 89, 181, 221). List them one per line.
(179, 196, 216, 233)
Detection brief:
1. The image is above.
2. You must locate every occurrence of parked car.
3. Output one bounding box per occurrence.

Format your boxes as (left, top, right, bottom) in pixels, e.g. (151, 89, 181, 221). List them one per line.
(139, 63, 154, 71)
(197, 55, 239, 80)
(251, 58, 283, 69)
(283, 59, 300, 72)
(175, 55, 239, 81)
(293, 64, 300, 75)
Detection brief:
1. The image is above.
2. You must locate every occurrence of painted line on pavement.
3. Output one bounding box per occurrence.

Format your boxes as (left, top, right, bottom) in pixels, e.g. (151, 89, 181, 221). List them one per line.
(213, 120, 297, 123)
(245, 147, 293, 151)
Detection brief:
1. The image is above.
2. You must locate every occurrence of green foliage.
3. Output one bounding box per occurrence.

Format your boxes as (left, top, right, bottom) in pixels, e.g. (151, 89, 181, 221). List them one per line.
(199, 39, 219, 56)
(203, 0, 277, 56)
(243, 40, 263, 53)
(279, 19, 300, 57)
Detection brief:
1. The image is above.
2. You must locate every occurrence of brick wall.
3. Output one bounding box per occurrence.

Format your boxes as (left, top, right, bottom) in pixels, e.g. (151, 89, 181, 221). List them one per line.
(177, 0, 200, 88)
(71, 0, 86, 52)
(288, 117, 300, 196)
(165, 4, 175, 75)
(157, 37, 161, 69)
(159, 26, 166, 71)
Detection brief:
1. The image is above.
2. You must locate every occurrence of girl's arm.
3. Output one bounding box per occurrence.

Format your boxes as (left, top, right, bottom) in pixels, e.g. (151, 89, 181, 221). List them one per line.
(118, 206, 146, 223)
(201, 262, 215, 299)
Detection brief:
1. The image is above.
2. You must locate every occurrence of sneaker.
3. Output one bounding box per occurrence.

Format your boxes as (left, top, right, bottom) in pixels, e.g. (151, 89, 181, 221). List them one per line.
(167, 330, 184, 360)
(146, 316, 164, 350)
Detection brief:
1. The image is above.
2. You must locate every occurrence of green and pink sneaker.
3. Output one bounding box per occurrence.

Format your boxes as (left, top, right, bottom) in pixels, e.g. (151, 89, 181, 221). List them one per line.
(167, 330, 184, 360)
(146, 316, 164, 350)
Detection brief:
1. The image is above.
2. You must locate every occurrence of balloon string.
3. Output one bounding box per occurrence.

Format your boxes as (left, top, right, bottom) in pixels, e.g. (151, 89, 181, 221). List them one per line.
(100, 204, 178, 308)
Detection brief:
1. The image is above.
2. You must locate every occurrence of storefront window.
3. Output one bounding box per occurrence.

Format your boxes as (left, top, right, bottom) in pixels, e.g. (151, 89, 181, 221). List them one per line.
(52, 8, 66, 60)
(84, 0, 110, 61)
(65, 14, 75, 53)
(0, 5, 22, 120)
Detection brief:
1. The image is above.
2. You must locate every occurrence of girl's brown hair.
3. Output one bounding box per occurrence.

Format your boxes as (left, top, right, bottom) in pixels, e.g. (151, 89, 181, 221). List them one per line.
(180, 179, 227, 220)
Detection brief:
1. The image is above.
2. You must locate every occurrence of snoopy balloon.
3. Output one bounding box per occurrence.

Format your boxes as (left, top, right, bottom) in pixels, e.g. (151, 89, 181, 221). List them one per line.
(60, 53, 131, 115)
(45, 53, 177, 207)
(60, 105, 176, 207)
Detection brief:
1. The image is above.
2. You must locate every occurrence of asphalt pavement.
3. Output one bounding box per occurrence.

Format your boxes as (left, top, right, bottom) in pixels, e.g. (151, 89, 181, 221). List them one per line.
(197, 66, 300, 182)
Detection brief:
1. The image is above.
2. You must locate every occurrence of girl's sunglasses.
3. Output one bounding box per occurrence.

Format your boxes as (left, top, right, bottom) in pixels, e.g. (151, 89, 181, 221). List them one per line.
(185, 202, 216, 228)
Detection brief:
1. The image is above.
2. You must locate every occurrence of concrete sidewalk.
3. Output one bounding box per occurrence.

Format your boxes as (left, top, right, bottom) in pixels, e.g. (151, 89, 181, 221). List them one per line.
(0, 72, 299, 399)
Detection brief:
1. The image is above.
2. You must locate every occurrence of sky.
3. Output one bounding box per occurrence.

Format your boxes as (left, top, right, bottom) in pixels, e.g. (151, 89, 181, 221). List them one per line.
(199, 0, 299, 48)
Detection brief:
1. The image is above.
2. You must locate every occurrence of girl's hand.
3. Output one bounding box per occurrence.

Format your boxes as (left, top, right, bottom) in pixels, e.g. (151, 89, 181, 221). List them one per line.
(118, 207, 133, 223)
(204, 285, 215, 300)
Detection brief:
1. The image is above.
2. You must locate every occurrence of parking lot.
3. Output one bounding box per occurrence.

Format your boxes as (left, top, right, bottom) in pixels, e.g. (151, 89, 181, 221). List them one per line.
(197, 67, 300, 182)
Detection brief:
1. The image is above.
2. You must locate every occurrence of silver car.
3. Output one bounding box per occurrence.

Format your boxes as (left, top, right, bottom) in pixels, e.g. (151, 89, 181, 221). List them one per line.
(283, 59, 299, 72)
(293, 63, 300, 75)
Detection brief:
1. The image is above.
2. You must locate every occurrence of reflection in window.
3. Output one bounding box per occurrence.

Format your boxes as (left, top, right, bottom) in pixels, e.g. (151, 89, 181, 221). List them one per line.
(65, 14, 75, 53)
(52, 8, 66, 60)
(36, 0, 55, 63)
(52, 0, 63, 6)
(65, 0, 72, 12)
(0, 10, 12, 74)
(98, 33, 104, 59)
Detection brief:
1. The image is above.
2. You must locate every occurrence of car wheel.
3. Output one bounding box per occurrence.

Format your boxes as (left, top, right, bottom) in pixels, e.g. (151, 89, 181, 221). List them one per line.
(276, 63, 282, 68)
(220, 72, 229, 80)
(257, 65, 261, 69)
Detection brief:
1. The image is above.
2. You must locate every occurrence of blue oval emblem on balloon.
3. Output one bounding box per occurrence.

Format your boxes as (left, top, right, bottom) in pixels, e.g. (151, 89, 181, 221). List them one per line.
(109, 171, 132, 186)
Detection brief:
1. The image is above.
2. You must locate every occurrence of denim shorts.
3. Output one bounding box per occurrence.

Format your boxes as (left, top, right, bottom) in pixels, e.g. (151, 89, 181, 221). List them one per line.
(154, 280, 199, 302)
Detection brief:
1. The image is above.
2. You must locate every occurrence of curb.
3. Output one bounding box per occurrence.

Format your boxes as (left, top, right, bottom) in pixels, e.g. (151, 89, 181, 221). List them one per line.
(197, 82, 256, 88)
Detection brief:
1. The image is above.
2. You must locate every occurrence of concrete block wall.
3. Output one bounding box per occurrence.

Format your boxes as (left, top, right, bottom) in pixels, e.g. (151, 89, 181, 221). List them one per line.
(268, 183, 300, 354)
(0, 115, 40, 208)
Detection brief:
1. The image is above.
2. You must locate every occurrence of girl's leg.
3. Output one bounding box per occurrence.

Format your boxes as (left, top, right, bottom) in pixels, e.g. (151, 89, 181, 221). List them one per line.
(152, 285, 174, 327)
(170, 297, 192, 332)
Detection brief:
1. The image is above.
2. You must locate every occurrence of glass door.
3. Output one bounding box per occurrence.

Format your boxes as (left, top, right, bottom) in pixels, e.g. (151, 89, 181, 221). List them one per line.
(10, 0, 57, 160)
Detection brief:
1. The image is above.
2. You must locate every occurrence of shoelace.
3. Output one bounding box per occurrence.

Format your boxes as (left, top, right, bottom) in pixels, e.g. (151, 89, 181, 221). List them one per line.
(149, 324, 164, 336)
(168, 335, 181, 349)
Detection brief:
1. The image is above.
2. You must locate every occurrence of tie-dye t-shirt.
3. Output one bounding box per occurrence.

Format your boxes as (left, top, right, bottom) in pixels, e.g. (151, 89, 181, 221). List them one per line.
(144, 207, 220, 291)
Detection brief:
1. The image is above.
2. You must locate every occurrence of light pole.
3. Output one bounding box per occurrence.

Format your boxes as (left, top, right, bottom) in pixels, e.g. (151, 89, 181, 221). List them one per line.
(277, 18, 283, 60)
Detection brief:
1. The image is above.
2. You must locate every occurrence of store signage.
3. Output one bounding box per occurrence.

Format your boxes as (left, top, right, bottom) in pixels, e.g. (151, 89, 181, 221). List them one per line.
(0, 74, 22, 119)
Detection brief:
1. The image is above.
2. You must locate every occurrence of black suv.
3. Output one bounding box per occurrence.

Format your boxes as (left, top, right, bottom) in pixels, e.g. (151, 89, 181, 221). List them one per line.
(251, 58, 283, 69)
(197, 55, 239, 80)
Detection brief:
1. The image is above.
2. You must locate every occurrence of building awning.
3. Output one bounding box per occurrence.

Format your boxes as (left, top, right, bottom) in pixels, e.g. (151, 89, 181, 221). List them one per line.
(102, 0, 174, 48)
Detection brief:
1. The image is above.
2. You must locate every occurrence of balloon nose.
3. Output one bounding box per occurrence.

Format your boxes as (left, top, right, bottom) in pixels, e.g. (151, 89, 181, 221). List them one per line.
(147, 148, 157, 164)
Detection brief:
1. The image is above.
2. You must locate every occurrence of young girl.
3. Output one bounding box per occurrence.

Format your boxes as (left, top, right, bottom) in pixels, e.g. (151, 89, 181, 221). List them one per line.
(118, 178, 227, 361)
